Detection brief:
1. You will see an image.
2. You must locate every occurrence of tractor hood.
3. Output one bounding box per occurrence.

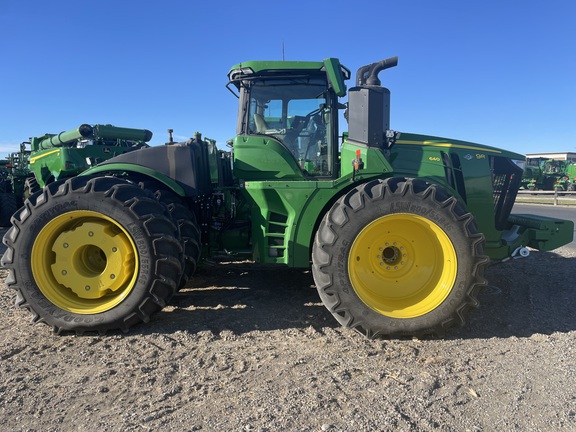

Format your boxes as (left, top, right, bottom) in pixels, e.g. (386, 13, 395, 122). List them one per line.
(395, 132, 525, 162)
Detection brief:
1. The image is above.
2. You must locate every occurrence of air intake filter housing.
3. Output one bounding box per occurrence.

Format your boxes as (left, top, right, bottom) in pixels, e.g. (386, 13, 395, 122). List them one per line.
(347, 85, 390, 148)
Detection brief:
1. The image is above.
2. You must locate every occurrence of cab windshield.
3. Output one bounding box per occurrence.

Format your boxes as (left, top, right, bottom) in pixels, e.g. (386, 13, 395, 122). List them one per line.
(246, 77, 332, 176)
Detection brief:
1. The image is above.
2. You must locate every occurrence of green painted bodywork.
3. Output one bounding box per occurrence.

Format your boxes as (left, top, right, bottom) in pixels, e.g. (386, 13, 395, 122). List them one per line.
(232, 135, 306, 181)
(233, 131, 544, 265)
(389, 135, 522, 258)
(229, 60, 325, 74)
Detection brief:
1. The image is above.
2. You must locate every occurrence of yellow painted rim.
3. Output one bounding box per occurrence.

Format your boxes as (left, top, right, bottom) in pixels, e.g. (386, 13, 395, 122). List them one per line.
(31, 210, 139, 314)
(348, 213, 457, 318)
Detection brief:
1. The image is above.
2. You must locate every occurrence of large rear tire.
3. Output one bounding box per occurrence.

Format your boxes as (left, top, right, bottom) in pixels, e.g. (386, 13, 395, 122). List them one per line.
(312, 178, 488, 338)
(1, 176, 182, 334)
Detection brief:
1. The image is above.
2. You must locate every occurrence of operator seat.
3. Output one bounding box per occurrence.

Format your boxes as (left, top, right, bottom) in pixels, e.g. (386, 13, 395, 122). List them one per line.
(254, 113, 269, 133)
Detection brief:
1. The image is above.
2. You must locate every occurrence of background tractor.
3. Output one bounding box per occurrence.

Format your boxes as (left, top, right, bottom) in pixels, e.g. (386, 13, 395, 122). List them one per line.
(553, 162, 576, 192)
(521, 157, 574, 192)
(2, 56, 573, 338)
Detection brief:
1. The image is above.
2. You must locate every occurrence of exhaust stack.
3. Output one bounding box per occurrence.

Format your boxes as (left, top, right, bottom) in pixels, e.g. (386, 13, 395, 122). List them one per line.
(348, 56, 398, 148)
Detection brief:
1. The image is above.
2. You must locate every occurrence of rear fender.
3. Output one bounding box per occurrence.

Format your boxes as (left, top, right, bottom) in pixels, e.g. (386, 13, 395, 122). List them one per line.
(81, 143, 212, 197)
(81, 163, 186, 196)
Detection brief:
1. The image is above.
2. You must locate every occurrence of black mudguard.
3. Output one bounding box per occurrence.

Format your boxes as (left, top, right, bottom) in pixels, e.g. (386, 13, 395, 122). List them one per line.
(98, 141, 212, 196)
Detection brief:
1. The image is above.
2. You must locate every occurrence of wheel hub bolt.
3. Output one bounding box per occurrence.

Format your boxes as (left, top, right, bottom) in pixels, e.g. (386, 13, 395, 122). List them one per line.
(85, 285, 91, 291)
(63, 243, 69, 248)
(382, 245, 400, 264)
(88, 231, 94, 237)
(378, 243, 408, 270)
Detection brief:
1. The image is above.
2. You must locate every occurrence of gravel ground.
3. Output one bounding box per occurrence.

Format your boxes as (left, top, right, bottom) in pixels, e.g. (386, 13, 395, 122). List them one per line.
(1, 241, 575, 431)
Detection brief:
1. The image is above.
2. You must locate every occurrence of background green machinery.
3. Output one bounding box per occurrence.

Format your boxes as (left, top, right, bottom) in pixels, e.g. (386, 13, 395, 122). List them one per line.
(554, 162, 576, 192)
(0, 143, 30, 225)
(521, 157, 576, 191)
(2, 56, 573, 338)
(0, 124, 153, 226)
(28, 123, 152, 189)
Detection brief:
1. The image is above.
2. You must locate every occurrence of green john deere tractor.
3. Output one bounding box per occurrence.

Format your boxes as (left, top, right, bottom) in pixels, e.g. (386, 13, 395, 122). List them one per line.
(2, 56, 573, 337)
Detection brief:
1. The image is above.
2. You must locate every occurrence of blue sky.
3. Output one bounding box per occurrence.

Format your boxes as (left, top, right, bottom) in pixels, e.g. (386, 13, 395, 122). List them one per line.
(1, 1, 574, 156)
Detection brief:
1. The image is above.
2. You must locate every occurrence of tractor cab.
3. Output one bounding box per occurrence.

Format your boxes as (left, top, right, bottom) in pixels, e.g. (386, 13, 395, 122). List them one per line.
(228, 59, 350, 180)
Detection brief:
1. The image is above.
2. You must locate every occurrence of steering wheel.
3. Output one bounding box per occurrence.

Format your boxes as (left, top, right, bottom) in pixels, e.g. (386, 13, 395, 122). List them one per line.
(283, 108, 324, 156)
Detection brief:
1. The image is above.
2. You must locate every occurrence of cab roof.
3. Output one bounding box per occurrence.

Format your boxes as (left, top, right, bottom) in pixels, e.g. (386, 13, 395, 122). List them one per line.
(227, 58, 350, 97)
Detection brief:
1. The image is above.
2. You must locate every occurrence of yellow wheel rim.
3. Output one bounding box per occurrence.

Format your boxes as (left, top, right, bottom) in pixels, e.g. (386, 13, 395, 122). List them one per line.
(348, 213, 457, 318)
(31, 210, 139, 314)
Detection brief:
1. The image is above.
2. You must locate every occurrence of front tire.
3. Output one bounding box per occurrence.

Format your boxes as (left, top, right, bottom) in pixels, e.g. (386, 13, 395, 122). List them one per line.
(1, 176, 182, 334)
(312, 178, 488, 338)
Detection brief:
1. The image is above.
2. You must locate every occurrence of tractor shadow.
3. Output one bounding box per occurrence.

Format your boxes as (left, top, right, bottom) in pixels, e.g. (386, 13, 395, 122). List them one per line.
(149, 249, 576, 340)
(150, 260, 340, 335)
